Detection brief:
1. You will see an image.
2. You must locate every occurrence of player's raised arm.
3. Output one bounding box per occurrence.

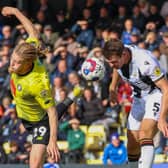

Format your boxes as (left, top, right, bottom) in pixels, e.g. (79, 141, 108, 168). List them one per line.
(1, 6, 38, 39)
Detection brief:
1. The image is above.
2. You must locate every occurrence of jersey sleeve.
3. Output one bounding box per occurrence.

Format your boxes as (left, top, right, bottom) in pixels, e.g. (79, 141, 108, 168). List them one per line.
(31, 72, 55, 109)
(25, 37, 40, 48)
(138, 52, 164, 82)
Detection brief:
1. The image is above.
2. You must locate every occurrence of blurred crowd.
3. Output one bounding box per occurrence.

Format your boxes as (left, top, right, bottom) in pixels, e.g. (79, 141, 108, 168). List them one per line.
(0, 0, 168, 165)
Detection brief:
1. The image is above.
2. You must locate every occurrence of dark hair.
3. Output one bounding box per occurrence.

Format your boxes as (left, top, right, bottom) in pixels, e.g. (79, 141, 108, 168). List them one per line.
(103, 39, 124, 59)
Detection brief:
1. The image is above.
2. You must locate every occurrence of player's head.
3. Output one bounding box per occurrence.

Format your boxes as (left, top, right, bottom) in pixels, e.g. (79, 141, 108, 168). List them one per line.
(9, 43, 37, 74)
(103, 39, 125, 69)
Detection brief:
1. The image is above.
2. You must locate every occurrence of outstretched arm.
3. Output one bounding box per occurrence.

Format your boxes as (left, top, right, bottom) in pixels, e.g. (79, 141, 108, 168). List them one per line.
(1, 6, 38, 38)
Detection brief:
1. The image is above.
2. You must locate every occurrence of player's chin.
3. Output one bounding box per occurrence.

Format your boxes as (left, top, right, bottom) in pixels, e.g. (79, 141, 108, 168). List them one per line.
(8, 67, 14, 73)
(8, 67, 18, 74)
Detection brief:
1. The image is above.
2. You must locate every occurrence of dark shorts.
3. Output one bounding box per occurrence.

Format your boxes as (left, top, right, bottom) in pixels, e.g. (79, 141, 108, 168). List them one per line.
(21, 115, 50, 145)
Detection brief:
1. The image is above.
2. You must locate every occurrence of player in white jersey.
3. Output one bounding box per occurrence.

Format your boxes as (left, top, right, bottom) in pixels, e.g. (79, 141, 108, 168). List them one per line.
(103, 39, 168, 168)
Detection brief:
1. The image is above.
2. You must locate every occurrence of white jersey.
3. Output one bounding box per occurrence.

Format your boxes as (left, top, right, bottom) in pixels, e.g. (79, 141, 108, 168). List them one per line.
(118, 45, 164, 98)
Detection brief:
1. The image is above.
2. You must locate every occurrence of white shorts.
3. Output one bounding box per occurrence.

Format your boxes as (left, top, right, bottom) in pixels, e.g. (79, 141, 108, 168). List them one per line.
(127, 90, 162, 130)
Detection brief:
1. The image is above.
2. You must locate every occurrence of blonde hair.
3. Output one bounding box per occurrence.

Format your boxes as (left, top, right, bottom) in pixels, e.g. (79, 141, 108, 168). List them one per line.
(14, 42, 38, 62)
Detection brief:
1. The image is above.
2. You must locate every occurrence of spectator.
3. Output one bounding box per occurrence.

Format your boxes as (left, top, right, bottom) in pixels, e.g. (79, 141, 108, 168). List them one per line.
(102, 132, 127, 165)
(137, 0, 149, 17)
(101, 0, 118, 18)
(51, 45, 77, 70)
(62, 32, 80, 56)
(84, 0, 99, 20)
(101, 27, 111, 47)
(50, 59, 72, 85)
(147, 3, 164, 30)
(0, 106, 27, 146)
(67, 71, 86, 92)
(158, 15, 168, 38)
(0, 146, 7, 163)
(121, 19, 140, 45)
(144, 31, 159, 51)
(0, 25, 13, 47)
(109, 28, 120, 40)
(52, 77, 64, 103)
(54, 10, 69, 36)
(41, 25, 59, 49)
(81, 7, 94, 29)
(159, 31, 168, 75)
(78, 87, 115, 137)
(59, 118, 85, 163)
(44, 156, 60, 168)
(71, 20, 94, 49)
(64, 0, 81, 27)
(130, 29, 141, 45)
(143, 21, 157, 39)
(32, 0, 54, 23)
(112, 5, 127, 31)
(96, 7, 112, 29)
(160, 1, 168, 19)
(131, 4, 146, 32)
(35, 10, 48, 27)
(7, 141, 22, 163)
(92, 26, 103, 47)
(75, 46, 89, 72)
(12, 24, 28, 45)
(0, 96, 12, 117)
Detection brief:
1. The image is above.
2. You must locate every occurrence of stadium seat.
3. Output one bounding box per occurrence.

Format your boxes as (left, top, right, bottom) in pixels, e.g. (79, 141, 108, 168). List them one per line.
(85, 125, 106, 150)
(87, 125, 106, 137)
(165, 155, 168, 163)
(154, 154, 166, 163)
(2, 142, 10, 154)
(86, 159, 103, 164)
(79, 125, 88, 134)
(57, 141, 68, 151)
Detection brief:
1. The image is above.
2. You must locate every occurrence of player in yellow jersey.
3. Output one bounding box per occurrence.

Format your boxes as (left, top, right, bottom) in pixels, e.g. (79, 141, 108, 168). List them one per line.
(2, 6, 82, 168)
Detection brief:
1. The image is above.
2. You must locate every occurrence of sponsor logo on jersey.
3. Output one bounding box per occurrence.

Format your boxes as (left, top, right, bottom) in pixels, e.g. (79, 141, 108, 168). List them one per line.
(154, 67, 161, 76)
(40, 90, 48, 97)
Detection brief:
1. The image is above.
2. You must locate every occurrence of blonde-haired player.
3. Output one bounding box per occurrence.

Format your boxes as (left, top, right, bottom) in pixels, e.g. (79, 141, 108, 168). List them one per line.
(2, 6, 82, 168)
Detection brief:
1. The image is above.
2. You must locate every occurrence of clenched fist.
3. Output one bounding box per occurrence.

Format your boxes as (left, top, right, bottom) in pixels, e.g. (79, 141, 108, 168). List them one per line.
(1, 6, 18, 17)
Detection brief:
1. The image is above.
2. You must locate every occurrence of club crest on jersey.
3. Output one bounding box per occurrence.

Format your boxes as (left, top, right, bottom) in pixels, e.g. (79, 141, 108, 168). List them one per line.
(154, 67, 161, 76)
(17, 84, 22, 91)
(40, 90, 48, 97)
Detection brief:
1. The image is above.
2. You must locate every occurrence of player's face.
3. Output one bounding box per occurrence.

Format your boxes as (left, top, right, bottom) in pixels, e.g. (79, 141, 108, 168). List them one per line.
(105, 54, 123, 69)
(105, 50, 130, 69)
(9, 52, 28, 74)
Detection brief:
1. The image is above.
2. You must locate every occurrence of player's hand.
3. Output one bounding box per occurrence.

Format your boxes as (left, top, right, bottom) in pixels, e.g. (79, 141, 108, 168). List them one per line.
(158, 118, 168, 137)
(110, 90, 118, 106)
(1, 6, 18, 17)
(47, 140, 60, 162)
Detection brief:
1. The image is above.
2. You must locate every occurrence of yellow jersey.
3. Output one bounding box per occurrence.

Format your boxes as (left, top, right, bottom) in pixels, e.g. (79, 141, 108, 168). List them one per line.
(10, 59, 55, 122)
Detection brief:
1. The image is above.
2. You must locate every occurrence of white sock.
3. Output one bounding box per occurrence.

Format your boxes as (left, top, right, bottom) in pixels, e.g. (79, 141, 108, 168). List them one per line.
(139, 145, 154, 168)
(128, 161, 138, 168)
